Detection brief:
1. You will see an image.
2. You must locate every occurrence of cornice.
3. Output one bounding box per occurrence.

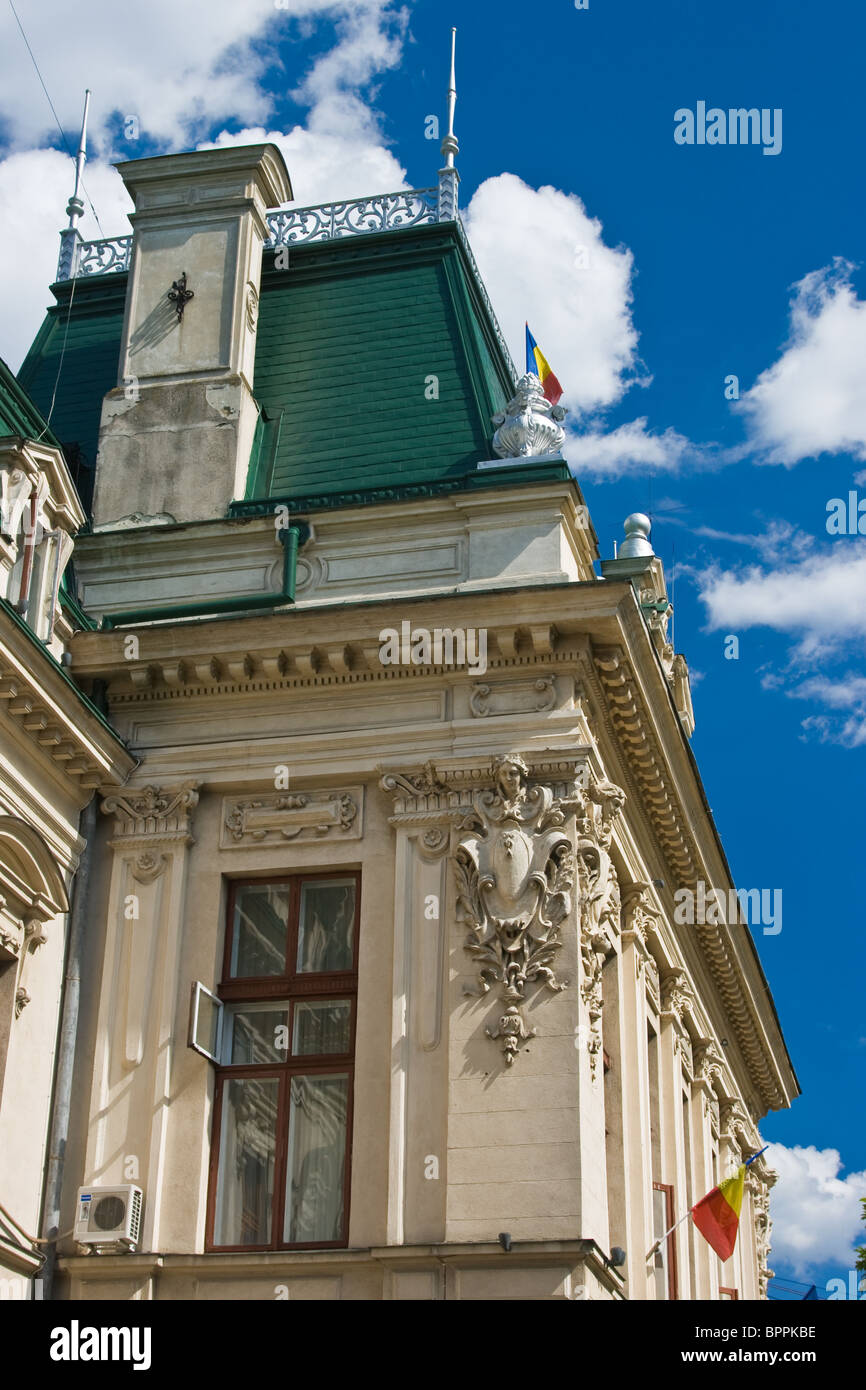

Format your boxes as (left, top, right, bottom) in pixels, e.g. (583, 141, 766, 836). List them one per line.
(88, 622, 579, 701)
(0, 610, 135, 790)
(590, 645, 699, 883)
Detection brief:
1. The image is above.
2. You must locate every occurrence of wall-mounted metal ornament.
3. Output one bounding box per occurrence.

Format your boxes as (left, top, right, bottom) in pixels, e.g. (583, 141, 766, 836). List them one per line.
(167, 271, 194, 321)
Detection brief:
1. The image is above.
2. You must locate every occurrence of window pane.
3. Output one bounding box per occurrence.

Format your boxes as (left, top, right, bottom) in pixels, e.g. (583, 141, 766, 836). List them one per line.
(231, 884, 289, 978)
(292, 1001, 351, 1056)
(213, 1077, 279, 1246)
(284, 1074, 348, 1244)
(652, 1187, 669, 1300)
(191, 982, 222, 1061)
(227, 1007, 290, 1065)
(297, 879, 355, 973)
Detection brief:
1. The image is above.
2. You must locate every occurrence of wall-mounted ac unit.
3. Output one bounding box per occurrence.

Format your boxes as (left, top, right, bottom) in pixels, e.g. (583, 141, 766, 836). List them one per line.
(75, 1185, 143, 1251)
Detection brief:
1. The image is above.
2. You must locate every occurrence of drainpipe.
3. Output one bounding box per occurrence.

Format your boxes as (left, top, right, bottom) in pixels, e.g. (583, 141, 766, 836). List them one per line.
(39, 681, 112, 1300)
(100, 522, 309, 630)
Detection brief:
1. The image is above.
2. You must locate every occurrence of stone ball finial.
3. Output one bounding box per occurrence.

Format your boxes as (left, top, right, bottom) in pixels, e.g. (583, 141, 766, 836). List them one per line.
(619, 512, 654, 558)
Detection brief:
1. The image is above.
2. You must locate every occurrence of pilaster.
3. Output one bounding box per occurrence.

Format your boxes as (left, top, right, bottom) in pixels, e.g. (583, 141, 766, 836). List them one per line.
(83, 783, 199, 1251)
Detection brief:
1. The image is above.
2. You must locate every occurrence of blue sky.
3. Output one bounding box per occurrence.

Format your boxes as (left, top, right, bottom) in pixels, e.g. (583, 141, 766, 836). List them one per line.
(0, 0, 863, 1291)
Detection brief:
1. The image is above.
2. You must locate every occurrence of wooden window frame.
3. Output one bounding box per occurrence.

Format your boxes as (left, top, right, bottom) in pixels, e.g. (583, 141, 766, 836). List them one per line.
(652, 1180, 679, 1301)
(205, 871, 360, 1253)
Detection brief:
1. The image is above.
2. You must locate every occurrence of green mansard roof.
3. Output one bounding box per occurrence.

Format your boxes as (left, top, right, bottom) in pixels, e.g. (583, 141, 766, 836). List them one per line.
(18, 219, 526, 514)
(0, 352, 60, 445)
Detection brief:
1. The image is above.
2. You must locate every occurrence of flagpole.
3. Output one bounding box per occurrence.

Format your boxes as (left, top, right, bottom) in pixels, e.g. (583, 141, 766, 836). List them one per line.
(645, 1147, 768, 1261)
(646, 1207, 693, 1262)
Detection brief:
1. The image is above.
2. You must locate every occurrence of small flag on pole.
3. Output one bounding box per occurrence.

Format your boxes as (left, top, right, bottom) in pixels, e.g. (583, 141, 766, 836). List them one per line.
(525, 324, 563, 405)
(691, 1148, 768, 1262)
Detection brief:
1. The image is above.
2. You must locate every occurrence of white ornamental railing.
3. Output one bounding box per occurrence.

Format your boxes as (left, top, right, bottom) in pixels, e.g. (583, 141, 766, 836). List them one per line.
(55, 168, 516, 378)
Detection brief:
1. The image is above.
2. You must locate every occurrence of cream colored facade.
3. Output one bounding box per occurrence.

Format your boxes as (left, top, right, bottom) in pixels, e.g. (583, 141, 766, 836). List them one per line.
(0, 432, 134, 1292)
(3, 142, 796, 1301)
(57, 497, 794, 1300)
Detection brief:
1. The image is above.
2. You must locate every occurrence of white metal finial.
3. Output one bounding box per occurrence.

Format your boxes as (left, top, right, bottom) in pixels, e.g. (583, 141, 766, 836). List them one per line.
(66, 89, 91, 230)
(437, 28, 459, 221)
(441, 27, 458, 170)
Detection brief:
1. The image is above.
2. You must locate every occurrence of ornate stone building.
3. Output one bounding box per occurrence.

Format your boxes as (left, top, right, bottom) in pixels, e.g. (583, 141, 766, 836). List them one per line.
(0, 360, 134, 1292)
(1, 130, 797, 1300)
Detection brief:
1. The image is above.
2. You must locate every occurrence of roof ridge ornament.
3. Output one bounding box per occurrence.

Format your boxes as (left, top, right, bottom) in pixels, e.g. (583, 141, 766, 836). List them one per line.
(437, 27, 459, 222)
(491, 373, 567, 458)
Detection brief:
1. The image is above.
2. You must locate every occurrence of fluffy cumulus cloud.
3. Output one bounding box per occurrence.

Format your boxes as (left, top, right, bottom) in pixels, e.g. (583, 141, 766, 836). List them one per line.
(0, 148, 134, 369)
(0, 0, 405, 151)
(563, 417, 697, 480)
(204, 119, 406, 209)
(696, 541, 866, 743)
(698, 545, 866, 659)
(463, 174, 642, 416)
(736, 260, 866, 466)
(766, 1143, 866, 1280)
(0, 0, 409, 369)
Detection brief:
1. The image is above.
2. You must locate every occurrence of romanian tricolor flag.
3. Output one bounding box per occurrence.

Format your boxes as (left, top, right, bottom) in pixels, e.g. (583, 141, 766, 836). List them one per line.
(525, 324, 563, 405)
(691, 1165, 746, 1261)
(691, 1148, 767, 1261)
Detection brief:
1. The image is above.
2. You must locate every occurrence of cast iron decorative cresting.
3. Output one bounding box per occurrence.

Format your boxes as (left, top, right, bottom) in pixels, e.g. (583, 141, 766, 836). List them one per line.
(167, 272, 194, 321)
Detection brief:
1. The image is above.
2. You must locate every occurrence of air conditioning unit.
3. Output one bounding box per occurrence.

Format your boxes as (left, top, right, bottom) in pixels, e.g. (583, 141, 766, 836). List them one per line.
(75, 1185, 143, 1251)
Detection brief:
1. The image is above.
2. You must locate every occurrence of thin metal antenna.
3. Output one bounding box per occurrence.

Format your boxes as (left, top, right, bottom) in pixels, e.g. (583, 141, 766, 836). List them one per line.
(66, 88, 90, 231)
(441, 27, 458, 171)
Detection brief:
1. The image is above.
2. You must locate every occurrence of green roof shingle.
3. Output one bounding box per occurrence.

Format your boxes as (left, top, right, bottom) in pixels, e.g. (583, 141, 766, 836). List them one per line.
(16, 220, 517, 514)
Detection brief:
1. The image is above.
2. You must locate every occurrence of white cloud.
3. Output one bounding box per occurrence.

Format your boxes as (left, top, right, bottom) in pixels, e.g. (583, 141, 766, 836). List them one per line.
(698, 545, 866, 658)
(696, 541, 866, 742)
(737, 260, 866, 466)
(0, 1, 405, 152)
(0, 148, 133, 371)
(463, 174, 642, 415)
(791, 674, 866, 748)
(563, 417, 696, 479)
(0, 0, 410, 370)
(766, 1143, 866, 1279)
(678, 518, 817, 565)
(204, 120, 407, 208)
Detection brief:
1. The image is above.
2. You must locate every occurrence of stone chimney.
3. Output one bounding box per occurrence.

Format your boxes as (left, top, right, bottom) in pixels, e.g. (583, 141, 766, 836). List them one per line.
(91, 144, 292, 529)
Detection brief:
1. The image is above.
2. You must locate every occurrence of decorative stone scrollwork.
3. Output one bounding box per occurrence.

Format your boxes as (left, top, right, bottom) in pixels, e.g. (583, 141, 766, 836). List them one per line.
(470, 675, 556, 719)
(693, 1040, 724, 1089)
(487, 1004, 535, 1064)
(131, 852, 169, 884)
(10, 918, 48, 1017)
(693, 1039, 725, 1123)
(380, 762, 448, 799)
(620, 881, 660, 998)
(102, 782, 199, 839)
(661, 968, 693, 1023)
(220, 789, 362, 847)
(491, 374, 567, 459)
(719, 1099, 750, 1149)
(453, 753, 578, 1064)
(421, 827, 449, 856)
(753, 1184, 775, 1298)
(576, 778, 624, 1079)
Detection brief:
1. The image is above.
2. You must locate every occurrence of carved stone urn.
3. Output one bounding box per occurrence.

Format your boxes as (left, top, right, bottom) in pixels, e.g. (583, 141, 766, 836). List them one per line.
(491, 373, 567, 458)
